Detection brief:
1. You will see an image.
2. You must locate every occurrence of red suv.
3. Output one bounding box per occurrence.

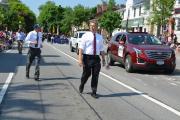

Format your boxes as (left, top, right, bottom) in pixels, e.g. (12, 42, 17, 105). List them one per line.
(107, 32, 176, 74)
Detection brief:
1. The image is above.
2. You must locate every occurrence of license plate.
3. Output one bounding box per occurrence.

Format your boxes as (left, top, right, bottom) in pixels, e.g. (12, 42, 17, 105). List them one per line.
(157, 60, 164, 65)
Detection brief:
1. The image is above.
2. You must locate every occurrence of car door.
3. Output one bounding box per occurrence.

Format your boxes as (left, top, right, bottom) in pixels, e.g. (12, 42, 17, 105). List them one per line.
(109, 34, 123, 58)
(117, 34, 127, 62)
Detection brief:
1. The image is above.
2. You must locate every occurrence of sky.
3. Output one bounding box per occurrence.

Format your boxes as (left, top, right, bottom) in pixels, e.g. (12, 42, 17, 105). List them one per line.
(20, 0, 126, 16)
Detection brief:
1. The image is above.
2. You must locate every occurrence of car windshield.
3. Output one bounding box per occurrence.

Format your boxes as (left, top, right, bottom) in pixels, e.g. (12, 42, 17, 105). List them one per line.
(79, 33, 85, 38)
(128, 34, 162, 45)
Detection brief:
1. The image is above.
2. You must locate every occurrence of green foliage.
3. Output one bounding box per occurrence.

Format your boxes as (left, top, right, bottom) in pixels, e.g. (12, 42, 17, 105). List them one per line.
(90, 7, 97, 18)
(149, 0, 175, 26)
(38, 1, 64, 33)
(38, 2, 96, 34)
(73, 5, 92, 28)
(108, 0, 116, 11)
(60, 7, 74, 34)
(1, 0, 36, 32)
(60, 6, 96, 34)
(99, 11, 122, 36)
(0, 7, 6, 29)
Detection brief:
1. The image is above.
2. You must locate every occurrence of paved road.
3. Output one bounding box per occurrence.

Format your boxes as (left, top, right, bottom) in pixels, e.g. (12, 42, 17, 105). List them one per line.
(0, 42, 180, 120)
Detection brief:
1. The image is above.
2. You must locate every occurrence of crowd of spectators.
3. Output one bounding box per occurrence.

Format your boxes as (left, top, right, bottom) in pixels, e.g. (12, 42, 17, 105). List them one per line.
(0, 30, 16, 51)
(43, 33, 69, 44)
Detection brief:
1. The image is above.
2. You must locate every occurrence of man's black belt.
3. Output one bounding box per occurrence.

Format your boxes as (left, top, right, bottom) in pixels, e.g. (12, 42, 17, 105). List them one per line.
(29, 47, 40, 49)
(83, 54, 99, 59)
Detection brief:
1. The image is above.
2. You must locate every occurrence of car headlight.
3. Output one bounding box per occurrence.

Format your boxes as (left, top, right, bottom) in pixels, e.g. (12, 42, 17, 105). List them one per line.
(133, 48, 142, 55)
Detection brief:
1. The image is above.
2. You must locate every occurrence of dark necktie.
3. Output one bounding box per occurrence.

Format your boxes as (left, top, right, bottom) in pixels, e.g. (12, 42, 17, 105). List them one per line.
(35, 32, 39, 47)
(93, 33, 96, 55)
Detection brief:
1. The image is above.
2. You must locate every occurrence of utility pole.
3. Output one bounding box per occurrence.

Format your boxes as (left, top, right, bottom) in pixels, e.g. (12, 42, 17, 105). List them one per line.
(126, 9, 130, 32)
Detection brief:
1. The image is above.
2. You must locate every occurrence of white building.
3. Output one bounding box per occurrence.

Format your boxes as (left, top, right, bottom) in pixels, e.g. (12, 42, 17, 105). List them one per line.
(0, 0, 8, 7)
(120, 0, 150, 32)
(174, 0, 180, 42)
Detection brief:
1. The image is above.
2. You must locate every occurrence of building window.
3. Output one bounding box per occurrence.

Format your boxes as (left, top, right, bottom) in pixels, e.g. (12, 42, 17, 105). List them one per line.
(127, 9, 130, 19)
(178, 0, 180, 4)
(134, 8, 136, 17)
(177, 18, 180, 31)
(139, 6, 142, 16)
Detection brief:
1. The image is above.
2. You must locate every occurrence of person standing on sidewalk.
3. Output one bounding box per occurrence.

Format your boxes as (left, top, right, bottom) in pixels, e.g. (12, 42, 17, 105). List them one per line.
(25, 24, 42, 81)
(78, 22, 105, 98)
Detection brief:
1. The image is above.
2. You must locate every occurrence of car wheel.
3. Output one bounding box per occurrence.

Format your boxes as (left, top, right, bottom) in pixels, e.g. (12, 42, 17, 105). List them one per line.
(125, 55, 134, 73)
(76, 44, 79, 55)
(70, 43, 74, 52)
(107, 51, 114, 66)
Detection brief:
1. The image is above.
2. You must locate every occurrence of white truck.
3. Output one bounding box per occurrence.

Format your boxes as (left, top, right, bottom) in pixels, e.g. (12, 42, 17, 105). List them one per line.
(69, 31, 87, 54)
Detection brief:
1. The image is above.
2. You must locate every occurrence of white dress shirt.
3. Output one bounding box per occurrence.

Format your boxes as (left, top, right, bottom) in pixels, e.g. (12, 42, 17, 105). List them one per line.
(79, 31, 104, 55)
(25, 30, 42, 48)
(16, 32, 26, 41)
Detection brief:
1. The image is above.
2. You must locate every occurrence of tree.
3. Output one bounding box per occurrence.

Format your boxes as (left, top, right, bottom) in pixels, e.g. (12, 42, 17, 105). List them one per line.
(60, 7, 74, 35)
(98, 11, 122, 37)
(0, 7, 6, 29)
(3, 0, 36, 32)
(149, 0, 175, 34)
(90, 6, 97, 19)
(73, 5, 92, 29)
(107, 0, 116, 11)
(38, 1, 64, 33)
(60, 6, 96, 35)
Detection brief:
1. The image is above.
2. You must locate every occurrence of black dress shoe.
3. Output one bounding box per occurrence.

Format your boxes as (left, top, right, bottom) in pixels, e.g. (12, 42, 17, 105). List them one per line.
(91, 93, 98, 99)
(79, 84, 84, 93)
(34, 77, 40, 81)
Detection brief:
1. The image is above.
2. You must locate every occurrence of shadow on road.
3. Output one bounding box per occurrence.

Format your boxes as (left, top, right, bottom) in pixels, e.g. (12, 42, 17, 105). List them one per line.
(112, 63, 180, 76)
(40, 77, 79, 81)
(0, 50, 77, 119)
(0, 82, 73, 119)
(41, 55, 60, 58)
(0, 52, 26, 73)
(0, 52, 71, 73)
(173, 69, 180, 76)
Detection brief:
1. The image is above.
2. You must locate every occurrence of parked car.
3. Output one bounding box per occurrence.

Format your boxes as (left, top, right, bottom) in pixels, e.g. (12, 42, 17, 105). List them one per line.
(107, 32, 176, 74)
(69, 31, 87, 54)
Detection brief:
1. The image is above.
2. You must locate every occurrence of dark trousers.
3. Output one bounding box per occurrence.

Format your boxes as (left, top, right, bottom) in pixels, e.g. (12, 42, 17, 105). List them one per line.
(26, 47, 41, 78)
(17, 40, 23, 53)
(80, 55, 101, 93)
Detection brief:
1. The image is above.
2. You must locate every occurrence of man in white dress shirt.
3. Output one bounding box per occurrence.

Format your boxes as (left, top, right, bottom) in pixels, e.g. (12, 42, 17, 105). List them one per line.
(25, 24, 42, 81)
(78, 22, 105, 98)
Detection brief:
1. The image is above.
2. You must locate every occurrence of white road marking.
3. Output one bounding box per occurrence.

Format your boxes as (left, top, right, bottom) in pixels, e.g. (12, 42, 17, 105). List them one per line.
(170, 83, 178, 86)
(0, 49, 13, 104)
(48, 43, 180, 117)
(0, 73, 14, 104)
(167, 77, 172, 81)
(6, 50, 11, 53)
